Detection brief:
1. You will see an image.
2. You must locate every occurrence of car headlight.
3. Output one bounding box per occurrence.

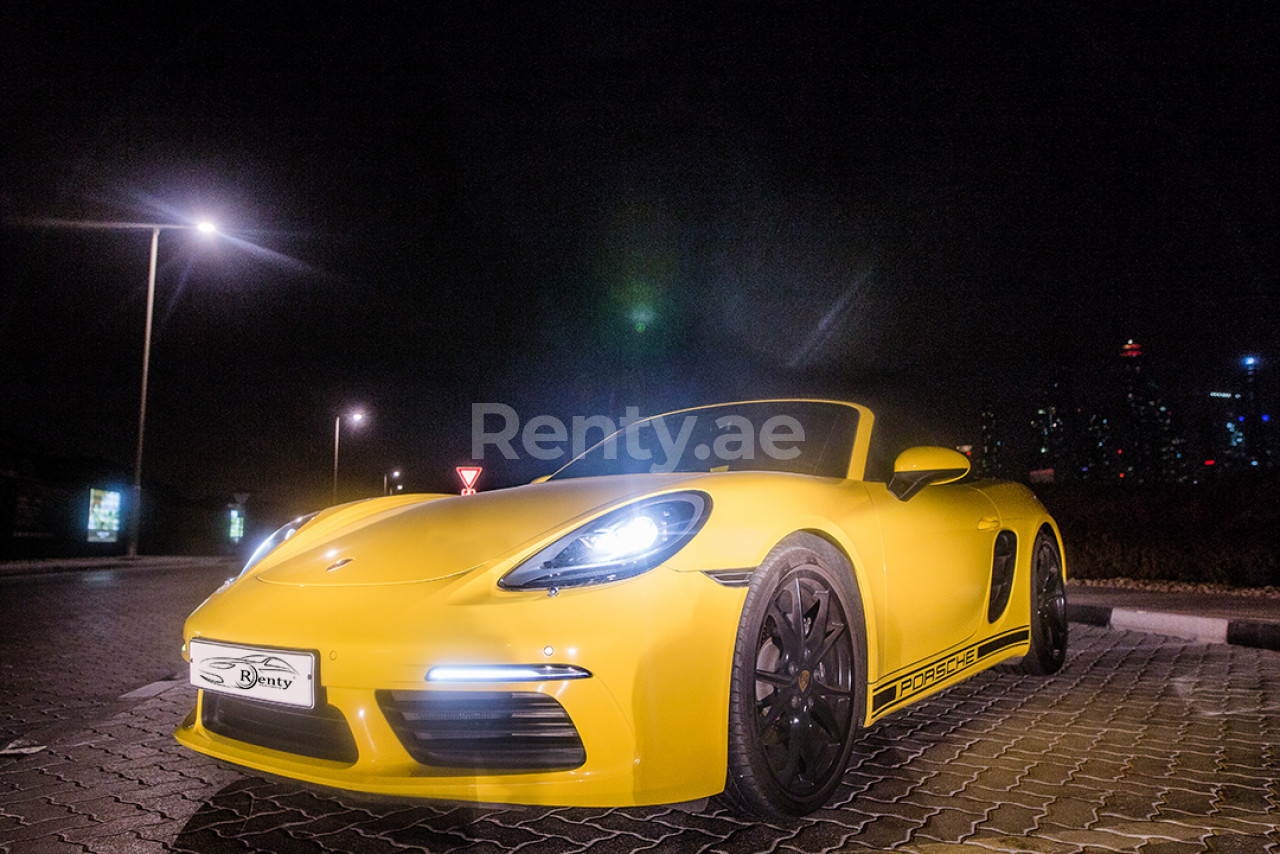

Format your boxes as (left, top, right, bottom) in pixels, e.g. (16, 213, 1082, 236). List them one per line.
(499, 492, 711, 591)
(238, 511, 321, 577)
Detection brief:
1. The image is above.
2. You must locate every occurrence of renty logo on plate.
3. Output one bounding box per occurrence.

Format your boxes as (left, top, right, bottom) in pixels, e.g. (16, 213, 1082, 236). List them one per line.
(189, 639, 316, 708)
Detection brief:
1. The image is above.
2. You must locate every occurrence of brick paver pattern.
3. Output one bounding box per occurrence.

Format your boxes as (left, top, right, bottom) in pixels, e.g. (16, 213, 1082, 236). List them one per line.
(2, 625, 1277, 852)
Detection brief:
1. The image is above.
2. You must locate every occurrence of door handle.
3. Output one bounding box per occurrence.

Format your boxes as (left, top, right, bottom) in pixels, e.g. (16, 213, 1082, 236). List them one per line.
(978, 516, 1001, 531)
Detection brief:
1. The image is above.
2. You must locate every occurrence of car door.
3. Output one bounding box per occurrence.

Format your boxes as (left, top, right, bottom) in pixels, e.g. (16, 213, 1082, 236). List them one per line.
(869, 481, 1001, 674)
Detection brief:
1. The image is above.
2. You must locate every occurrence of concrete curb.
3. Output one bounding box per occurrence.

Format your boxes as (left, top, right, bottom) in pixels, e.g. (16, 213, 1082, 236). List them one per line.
(1067, 602, 1280, 652)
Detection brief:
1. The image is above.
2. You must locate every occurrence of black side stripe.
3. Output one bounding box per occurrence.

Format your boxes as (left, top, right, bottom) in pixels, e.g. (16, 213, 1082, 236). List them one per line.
(871, 628, 1030, 717)
(979, 628, 1030, 658)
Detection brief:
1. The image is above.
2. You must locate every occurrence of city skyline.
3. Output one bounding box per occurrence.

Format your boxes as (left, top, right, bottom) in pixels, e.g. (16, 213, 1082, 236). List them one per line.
(1011, 342, 1272, 484)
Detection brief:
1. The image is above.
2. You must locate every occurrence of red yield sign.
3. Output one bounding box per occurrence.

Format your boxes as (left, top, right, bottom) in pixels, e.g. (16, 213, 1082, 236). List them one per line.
(456, 466, 482, 495)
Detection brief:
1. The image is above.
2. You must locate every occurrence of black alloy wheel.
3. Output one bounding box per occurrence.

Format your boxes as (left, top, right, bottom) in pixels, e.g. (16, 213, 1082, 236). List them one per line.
(1019, 529, 1068, 675)
(724, 536, 864, 816)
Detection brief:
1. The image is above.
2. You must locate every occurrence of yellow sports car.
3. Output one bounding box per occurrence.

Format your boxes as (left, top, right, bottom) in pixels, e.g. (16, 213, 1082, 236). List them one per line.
(176, 399, 1067, 816)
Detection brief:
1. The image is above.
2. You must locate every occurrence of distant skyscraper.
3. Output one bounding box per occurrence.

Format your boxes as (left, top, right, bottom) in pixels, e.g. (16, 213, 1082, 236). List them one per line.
(1206, 391, 1248, 469)
(1029, 382, 1069, 482)
(1080, 413, 1114, 480)
(1116, 339, 1182, 482)
(1240, 355, 1269, 466)
(978, 407, 1003, 477)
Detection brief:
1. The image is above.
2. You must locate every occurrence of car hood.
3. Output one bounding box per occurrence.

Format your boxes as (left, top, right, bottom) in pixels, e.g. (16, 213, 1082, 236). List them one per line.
(253, 474, 704, 587)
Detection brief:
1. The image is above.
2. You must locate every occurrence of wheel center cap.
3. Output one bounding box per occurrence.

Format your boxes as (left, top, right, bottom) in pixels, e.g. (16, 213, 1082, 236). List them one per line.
(798, 669, 811, 692)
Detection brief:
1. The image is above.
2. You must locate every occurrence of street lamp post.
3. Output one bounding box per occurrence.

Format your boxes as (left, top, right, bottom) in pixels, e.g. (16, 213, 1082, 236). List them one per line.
(19, 219, 217, 557)
(129, 229, 160, 557)
(126, 223, 217, 556)
(333, 411, 365, 504)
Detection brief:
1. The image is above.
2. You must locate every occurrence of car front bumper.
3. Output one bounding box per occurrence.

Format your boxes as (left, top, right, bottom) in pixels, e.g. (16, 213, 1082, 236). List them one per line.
(175, 566, 747, 807)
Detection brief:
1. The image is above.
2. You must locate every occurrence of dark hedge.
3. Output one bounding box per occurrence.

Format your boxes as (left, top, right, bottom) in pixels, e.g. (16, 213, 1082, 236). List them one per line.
(1038, 473, 1280, 589)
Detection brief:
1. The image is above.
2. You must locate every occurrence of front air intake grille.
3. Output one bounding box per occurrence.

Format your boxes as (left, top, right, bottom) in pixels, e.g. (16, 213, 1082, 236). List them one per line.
(202, 693, 358, 764)
(376, 690, 586, 771)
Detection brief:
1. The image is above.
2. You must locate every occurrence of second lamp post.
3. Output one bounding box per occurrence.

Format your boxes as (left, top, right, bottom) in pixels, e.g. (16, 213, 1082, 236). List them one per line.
(332, 411, 364, 504)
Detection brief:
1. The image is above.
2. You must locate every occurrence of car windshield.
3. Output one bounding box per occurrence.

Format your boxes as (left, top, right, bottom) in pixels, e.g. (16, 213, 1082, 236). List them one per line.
(549, 401, 859, 480)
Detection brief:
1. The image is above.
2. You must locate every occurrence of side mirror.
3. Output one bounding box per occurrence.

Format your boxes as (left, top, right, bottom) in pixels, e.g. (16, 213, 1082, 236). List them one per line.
(888, 447, 971, 501)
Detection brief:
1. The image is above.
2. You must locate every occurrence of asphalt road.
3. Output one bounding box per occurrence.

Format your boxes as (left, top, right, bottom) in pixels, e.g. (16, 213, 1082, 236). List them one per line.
(1, 560, 1277, 853)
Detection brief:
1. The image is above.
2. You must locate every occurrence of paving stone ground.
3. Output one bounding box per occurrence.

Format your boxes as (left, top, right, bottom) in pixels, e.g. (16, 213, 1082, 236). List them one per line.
(0, 561, 237, 752)
(2, 624, 1277, 853)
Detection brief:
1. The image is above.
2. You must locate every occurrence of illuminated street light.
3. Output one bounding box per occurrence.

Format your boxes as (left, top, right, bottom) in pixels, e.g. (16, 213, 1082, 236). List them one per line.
(384, 469, 402, 495)
(15, 218, 218, 556)
(130, 222, 218, 556)
(333, 411, 365, 504)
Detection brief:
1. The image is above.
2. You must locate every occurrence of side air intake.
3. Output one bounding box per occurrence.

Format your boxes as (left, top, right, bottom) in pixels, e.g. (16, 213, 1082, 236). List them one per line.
(987, 531, 1017, 622)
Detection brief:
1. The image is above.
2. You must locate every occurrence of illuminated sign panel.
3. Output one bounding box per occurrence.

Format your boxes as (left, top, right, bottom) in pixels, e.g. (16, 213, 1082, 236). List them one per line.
(229, 509, 246, 543)
(87, 489, 121, 543)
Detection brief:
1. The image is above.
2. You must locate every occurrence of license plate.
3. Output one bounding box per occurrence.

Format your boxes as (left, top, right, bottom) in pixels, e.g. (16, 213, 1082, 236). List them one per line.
(189, 639, 316, 708)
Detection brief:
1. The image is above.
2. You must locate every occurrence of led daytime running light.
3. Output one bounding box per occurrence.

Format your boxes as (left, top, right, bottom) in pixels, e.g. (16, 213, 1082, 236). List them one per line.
(426, 664, 592, 682)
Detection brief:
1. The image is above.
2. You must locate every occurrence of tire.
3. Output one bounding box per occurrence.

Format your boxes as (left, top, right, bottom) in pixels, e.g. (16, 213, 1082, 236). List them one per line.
(723, 535, 865, 817)
(1018, 529, 1068, 675)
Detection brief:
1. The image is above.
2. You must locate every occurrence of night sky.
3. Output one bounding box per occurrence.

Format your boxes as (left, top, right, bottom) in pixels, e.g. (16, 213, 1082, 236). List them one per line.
(3, 3, 1278, 513)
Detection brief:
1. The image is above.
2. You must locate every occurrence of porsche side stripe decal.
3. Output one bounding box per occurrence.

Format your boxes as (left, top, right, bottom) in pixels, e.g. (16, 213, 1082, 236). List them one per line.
(871, 627, 1031, 716)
